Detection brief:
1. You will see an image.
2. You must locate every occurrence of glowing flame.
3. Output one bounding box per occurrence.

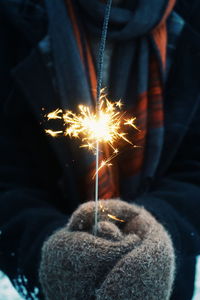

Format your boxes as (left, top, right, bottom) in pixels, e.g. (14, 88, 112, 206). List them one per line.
(45, 91, 139, 173)
(62, 93, 139, 150)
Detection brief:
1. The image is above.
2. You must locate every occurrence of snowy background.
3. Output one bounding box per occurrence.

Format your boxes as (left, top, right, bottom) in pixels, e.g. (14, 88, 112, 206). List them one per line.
(0, 256, 200, 299)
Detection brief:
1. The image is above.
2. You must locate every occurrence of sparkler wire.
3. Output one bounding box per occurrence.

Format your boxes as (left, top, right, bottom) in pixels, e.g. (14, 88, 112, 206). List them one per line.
(94, 0, 113, 236)
(96, 0, 113, 104)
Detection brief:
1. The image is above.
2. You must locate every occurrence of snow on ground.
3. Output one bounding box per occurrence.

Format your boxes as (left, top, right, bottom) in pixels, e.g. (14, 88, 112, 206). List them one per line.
(0, 272, 21, 300)
(0, 256, 200, 300)
(193, 256, 200, 300)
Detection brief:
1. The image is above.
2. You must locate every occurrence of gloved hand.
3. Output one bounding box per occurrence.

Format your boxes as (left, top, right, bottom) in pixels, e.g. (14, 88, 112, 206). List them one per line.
(39, 199, 175, 300)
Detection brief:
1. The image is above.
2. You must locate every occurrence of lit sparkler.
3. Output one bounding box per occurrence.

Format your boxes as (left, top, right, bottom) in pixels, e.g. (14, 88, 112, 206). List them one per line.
(45, 92, 138, 153)
(45, 90, 139, 231)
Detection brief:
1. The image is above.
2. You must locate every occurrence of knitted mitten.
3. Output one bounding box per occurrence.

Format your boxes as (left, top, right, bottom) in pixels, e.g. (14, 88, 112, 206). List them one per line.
(39, 200, 175, 300)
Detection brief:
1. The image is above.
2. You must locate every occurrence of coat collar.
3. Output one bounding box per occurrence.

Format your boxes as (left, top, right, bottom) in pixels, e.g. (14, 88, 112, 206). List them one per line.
(11, 23, 200, 179)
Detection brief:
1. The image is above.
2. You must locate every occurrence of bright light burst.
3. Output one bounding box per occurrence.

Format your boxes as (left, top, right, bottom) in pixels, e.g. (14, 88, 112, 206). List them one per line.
(45, 93, 138, 145)
(45, 91, 139, 174)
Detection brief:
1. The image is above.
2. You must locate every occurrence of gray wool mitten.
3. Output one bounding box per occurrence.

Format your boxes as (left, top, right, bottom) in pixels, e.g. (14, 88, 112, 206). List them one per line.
(39, 200, 175, 300)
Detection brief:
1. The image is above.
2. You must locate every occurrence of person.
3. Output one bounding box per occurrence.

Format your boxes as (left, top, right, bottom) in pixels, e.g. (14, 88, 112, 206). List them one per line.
(0, 0, 200, 299)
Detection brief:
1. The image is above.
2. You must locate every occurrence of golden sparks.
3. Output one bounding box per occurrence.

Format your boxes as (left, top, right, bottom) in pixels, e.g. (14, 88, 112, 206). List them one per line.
(92, 149, 119, 179)
(46, 109, 63, 120)
(107, 214, 126, 223)
(63, 93, 138, 150)
(45, 129, 63, 137)
(45, 91, 139, 173)
(124, 117, 139, 131)
(99, 203, 125, 223)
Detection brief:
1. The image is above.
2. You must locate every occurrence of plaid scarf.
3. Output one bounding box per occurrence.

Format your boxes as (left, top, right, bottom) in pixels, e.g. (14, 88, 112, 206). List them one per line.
(45, 0, 176, 201)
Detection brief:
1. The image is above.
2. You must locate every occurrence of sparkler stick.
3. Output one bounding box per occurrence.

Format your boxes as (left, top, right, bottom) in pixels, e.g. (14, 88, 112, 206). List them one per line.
(94, 140, 99, 235)
(45, 0, 140, 236)
(94, 0, 113, 235)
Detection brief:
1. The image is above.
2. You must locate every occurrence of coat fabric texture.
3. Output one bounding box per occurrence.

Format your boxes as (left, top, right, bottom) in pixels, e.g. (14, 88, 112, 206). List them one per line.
(0, 0, 200, 299)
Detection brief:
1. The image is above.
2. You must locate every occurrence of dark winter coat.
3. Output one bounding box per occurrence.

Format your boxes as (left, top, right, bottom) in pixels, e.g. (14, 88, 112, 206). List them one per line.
(0, 0, 200, 299)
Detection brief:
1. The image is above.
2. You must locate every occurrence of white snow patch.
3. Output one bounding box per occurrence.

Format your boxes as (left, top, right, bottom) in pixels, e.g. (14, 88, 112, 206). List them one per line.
(192, 256, 200, 300)
(0, 272, 22, 300)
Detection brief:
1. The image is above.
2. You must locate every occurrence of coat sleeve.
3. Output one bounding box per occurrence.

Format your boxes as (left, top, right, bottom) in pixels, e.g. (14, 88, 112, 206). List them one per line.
(134, 101, 200, 298)
(135, 100, 200, 254)
(0, 17, 68, 298)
